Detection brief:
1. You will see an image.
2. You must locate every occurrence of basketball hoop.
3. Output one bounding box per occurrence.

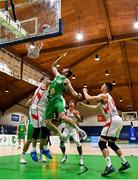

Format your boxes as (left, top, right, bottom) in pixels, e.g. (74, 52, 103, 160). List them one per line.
(26, 41, 43, 59)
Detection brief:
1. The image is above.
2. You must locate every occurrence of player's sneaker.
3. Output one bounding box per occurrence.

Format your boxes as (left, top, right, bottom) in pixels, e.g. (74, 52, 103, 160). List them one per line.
(79, 129, 87, 141)
(119, 162, 131, 171)
(39, 155, 47, 162)
(40, 149, 52, 159)
(30, 151, 38, 162)
(20, 156, 26, 164)
(101, 165, 116, 176)
(79, 157, 84, 166)
(61, 155, 67, 163)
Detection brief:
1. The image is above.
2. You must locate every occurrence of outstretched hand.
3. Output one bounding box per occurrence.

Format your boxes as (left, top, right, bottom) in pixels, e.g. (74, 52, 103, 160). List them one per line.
(83, 87, 88, 94)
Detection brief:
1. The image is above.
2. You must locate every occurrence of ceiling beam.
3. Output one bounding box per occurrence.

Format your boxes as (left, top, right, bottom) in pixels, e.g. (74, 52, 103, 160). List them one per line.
(70, 44, 107, 68)
(20, 33, 138, 56)
(120, 41, 135, 109)
(98, 0, 112, 42)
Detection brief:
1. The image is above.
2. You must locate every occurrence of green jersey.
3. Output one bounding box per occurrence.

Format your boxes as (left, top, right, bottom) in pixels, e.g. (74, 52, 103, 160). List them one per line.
(48, 75, 67, 99)
(18, 122, 26, 133)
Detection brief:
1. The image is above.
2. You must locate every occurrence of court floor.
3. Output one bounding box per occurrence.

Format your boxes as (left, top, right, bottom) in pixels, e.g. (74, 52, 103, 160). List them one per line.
(0, 143, 138, 179)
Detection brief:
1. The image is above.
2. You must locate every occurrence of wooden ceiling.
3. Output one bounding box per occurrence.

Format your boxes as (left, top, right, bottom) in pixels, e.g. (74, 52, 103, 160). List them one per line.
(0, 0, 138, 112)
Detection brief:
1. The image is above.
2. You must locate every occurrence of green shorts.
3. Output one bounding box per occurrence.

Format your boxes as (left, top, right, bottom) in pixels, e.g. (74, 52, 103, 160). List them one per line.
(27, 123, 34, 140)
(45, 96, 65, 119)
(18, 131, 25, 140)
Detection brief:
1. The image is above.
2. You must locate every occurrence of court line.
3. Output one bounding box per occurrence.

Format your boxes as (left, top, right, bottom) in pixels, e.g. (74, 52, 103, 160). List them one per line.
(78, 165, 88, 175)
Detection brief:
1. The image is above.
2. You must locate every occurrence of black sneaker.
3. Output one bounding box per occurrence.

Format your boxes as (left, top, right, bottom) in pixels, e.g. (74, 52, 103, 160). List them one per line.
(119, 162, 131, 171)
(101, 165, 116, 176)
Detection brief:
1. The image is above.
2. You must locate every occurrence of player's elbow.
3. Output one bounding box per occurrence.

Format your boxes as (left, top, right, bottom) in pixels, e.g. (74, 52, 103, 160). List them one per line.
(85, 96, 91, 101)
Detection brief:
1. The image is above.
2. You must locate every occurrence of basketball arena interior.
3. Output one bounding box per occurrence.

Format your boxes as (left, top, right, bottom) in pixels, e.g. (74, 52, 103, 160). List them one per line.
(0, 0, 138, 179)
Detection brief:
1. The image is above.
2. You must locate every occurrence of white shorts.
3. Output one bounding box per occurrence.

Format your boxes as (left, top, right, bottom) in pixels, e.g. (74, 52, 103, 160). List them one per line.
(101, 116, 123, 138)
(62, 127, 81, 147)
(29, 104, 46, 128)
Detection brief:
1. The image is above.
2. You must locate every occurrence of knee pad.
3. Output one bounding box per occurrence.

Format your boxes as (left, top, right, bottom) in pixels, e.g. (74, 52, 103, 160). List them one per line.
(108, 141, 119, 152)
(32, 128, 40, 140)
(98, 140, 107, 151)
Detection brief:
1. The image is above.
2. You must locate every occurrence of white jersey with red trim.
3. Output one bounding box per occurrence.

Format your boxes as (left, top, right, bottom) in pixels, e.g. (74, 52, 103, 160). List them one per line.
(32, 82, 48, 107)
(30, 83, 48, 128)
(99, 93, 119, 121)
(65, 109, 77, 130)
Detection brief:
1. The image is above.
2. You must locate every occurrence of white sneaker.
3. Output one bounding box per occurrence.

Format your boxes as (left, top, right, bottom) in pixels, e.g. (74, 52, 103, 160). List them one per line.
(39, 155, 47, 162)
(20, 157, 26, 164)
(79, 129, 87, 141)
(61, 155, 67, 163)
(42, 155, 47, 162)
(79, 158, 84, 166)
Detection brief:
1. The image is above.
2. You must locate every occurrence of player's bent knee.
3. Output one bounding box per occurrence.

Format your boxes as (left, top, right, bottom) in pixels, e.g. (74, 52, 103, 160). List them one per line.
(108, 141, 119, 151)
(98, 140, 107, 151)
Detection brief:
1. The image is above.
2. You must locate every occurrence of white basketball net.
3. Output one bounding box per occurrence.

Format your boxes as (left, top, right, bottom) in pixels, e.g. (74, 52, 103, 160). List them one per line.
(26, 41, 43, 59)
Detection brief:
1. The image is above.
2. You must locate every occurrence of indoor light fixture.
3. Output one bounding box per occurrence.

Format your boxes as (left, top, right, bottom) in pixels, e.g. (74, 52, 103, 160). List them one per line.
(134, 4, 138, 29)
(127, 104, 133, 111)
(76, 16, 84, 41)
(83, 82, 87, 88)
(119, 97, 123, 102)
(105, 70, 109, 76)
(72, 74, 76, 79)
(112, 80, 116, 85)
(76, 32, 83, 41)
(5, 87, 9, 93)
(95, 54, 100, 61)
(56, 64, 60, 68)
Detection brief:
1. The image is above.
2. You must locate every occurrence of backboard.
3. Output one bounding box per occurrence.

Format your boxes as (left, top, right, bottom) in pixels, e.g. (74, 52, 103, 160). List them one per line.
(122, 111, 137, 121)
(0, 0, 62, 47)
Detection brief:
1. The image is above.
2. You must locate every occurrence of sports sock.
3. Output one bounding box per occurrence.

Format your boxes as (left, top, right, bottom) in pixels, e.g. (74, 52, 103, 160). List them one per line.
(119, 156, 127, 164)
(105, 156, 112, 167)
(22, 151, 26, 158)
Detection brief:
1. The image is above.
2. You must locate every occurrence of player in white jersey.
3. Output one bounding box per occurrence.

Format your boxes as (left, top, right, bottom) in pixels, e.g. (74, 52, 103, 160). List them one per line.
(59, 100, 84, 166)
(83, 82, 130, 176)
(20, 76, 52, 163)
(31, 78, 49, 128)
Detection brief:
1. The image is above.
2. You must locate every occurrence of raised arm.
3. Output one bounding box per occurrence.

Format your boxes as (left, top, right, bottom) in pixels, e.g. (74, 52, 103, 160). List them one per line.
(51, 66, 60, 76)
(83, 88, 107, 101)
(77, 102, 100, 109)
(52, 52, 68, 76)
(65, 79, 82, 99)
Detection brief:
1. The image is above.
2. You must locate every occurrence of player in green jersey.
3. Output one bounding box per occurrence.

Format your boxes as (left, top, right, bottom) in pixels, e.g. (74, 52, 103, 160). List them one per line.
(16, 116, 26, 149)
(44, 55, 87, 141)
